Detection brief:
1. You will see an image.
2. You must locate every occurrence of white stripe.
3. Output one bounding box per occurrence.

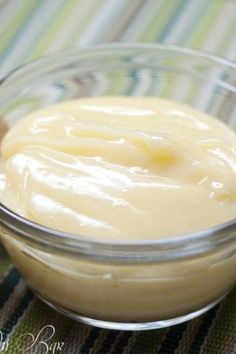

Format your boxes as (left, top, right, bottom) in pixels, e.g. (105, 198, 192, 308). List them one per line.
(161, 0, 208, 106)
(141, 0, 202, 107)
(0, 0, 23, 33)
(223, 38, 236, 61)
(46, 1, 94, 53)
(193, 3, 236, 113)
(6, 297, 34, 344)
(201, 1, 236, 53)
(194, 75, 221, 112)
(0, 280, 26, 327)
(122, 0, 165, 40)
(224, 39, 236, 61)
(91, 73, 109, 96)
(160, 0, 206, 108)
(0, 0, 65, 76)
(163, 0, 205, 42)
(221, 7, 236, 61)
(78, 0, 127, 45)
(170, 77, 195, 103)
(130, 69, 152, 96)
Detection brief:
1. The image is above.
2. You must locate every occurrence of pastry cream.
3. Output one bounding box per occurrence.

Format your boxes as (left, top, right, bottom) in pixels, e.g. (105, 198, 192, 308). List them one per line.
(1, 96, 236, 238)
(1, 96, 236, 323)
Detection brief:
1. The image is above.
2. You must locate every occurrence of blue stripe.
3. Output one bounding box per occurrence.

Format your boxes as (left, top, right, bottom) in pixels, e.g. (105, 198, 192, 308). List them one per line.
(157, 0, 189, 42)
(80, 327, 101, 354)
(111, 331, 133, 354)
(0, 0, 47, 65)
(188, 305, 219, 354)
(98, 330, 119, 354)
(179, 1, 212, 43)
(1, 289, 34, 341)
(157, 322, 188, 354)
(0, 268, 21, 310)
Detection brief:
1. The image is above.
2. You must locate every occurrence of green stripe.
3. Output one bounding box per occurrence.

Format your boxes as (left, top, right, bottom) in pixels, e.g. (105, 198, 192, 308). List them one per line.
(178, 0, 213, 43)
(4, 298, 73, 353)
(158, 76, 179, 102)
(0, 248, 11, 278)
(141, 0, 190, 100)
(200, 289, 236, 353)
(0, 0, 39, 61)
(86, 0, 131, 43)
(157, 1, 226, 107)
(187, 0, 232, 113)
(26, 0, 80, 61)
(158, 0, 190, 41)
(62, 0, 104, 47)
(180, 1, 226, 108)
(1, 289, 33, 344)
(138, 0, 182, 41)
(102, 0, 143, 41)
(104, 75, 128, 96)
(186, 0, 226, 48)
(61, 320, 93, 350)
(217, 11, 236, 55)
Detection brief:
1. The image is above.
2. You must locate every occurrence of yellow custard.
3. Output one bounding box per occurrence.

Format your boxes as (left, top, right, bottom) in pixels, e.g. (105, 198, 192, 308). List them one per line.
(1, 96, 236, 238)
(1, 96, 236, 323)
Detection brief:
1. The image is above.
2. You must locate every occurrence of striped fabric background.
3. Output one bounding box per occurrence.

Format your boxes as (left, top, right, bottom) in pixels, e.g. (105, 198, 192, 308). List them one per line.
(1, 0, 236, 353)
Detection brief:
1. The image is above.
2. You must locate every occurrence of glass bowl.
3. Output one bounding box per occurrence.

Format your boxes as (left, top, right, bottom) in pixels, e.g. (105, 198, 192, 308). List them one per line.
(0, 43, 236, 331)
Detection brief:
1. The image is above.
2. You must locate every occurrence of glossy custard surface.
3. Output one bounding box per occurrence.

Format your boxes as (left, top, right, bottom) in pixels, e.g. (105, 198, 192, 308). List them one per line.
(1, 96, 236, 239)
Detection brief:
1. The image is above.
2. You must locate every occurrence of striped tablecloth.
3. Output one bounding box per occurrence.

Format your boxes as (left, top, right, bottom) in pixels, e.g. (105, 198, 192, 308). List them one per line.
(1, 1, 236, 353)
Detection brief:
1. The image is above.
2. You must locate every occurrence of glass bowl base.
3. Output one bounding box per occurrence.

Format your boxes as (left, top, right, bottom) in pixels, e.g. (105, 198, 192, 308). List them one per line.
(36, 293, 226, 331)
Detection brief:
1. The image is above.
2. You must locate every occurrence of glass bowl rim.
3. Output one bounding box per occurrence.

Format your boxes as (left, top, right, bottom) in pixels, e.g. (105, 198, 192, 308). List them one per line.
(1, 42, 236, 260)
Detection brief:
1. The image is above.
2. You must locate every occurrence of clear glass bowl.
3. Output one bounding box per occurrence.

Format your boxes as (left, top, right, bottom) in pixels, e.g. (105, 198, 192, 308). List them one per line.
(0, 43, 236, 331)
